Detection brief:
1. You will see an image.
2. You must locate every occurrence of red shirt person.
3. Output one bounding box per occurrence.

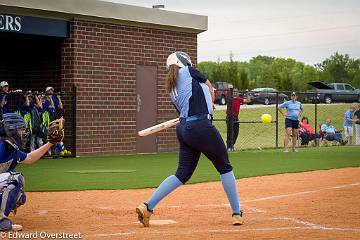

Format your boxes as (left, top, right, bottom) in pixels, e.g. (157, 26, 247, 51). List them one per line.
(227, 95, 245, 117)
(299, 117, 320, 146)
(226, 92, 246, 150)
(299, 121, 315, 133)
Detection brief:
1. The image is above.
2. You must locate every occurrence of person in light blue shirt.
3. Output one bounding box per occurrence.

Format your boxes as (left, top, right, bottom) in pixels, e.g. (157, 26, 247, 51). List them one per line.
(278, 92, 303, 153)
(321, 118, 344, 145)
(343, 103, 356, 145)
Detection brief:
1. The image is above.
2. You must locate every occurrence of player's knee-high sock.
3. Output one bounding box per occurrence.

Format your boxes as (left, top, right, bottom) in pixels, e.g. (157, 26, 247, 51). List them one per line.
(146, 175, 182, 211)
(221, 171, 240, 214)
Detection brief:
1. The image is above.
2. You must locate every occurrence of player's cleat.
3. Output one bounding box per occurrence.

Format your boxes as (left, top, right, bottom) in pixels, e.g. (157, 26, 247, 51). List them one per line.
(12, 224, 23, 231)
(136, 203, 153, 227)
(232, 211, 244, 226)
(0, 218, 22, 231)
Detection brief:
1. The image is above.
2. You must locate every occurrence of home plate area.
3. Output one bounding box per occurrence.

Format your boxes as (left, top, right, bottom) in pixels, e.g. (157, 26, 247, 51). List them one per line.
(8, 168, 360, 240)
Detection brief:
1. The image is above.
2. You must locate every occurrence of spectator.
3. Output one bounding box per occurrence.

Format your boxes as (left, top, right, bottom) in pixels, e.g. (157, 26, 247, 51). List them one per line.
(44, 87, 63, 121)
(41, 93, 54, 128)
(24, 91, 44, 152)
(1, 81, 24, 115)
(299, 117, 321, 146)
(352, 103, 360, 145)
(226, 90, 247, 150)
(320, 118, 345, 145)
(278, 92, 303, 153)
(0, 81, 14, 114)
(343, 103, 357, 145)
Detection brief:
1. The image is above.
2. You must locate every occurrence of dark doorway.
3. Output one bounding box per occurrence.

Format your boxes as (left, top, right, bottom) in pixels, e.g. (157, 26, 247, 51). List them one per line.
(136, 65, 157, 153)
(0, 32, 63, 92)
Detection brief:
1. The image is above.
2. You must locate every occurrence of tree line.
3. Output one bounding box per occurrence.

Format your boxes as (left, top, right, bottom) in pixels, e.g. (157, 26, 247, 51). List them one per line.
(197, 52, 360, 91)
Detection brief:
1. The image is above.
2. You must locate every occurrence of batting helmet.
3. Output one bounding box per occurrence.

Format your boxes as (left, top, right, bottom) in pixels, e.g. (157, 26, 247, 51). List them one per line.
(166, 52, 192, 69)
(1, 113, 27, 148)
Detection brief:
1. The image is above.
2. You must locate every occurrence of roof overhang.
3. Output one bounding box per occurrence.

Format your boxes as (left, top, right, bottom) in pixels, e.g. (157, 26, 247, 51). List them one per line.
(0, 0, 208, 33)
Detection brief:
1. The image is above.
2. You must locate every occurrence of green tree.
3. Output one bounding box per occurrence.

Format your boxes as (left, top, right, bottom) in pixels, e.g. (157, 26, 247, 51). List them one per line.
(227, 52, 239, 88)
(197, 61, 217, 80)
(316, 52, 360, 86)
(238, 68, 250, 90)
(248, 55, 275, 88)
(197, 52, 358, 91)
(213, 58, 226, 82)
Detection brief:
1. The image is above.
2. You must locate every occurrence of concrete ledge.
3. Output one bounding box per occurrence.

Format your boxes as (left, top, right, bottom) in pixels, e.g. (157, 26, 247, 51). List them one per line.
(0, 0, 207, 33)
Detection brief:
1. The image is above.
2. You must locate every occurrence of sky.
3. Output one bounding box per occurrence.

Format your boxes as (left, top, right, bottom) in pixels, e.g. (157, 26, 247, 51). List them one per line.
(103, 0, 360, 65)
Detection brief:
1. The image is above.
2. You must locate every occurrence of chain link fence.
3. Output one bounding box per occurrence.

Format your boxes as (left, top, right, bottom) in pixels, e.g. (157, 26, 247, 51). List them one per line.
(213, 89, 359, 151)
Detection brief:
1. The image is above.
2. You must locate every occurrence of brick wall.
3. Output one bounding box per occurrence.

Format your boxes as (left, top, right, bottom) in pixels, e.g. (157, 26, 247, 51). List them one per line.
(62, 20, 198, 155)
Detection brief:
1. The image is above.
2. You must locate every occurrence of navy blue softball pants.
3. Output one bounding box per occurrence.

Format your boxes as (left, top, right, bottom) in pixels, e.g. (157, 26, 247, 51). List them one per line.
(175, 119, 233, 184)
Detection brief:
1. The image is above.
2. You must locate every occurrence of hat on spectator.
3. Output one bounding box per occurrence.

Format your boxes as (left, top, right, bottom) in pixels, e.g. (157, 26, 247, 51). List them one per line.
(45, 86, 54, 92)
(0, 81, 9, 87)
(291, 92, 297, 96)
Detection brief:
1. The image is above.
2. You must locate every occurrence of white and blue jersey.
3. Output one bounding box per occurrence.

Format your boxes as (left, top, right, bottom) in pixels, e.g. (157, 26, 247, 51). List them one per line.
(170, 66, 213, 118)
(0, 140, 27, 173)
(280, 100, 303, 121)
(344, 110, 353, 127)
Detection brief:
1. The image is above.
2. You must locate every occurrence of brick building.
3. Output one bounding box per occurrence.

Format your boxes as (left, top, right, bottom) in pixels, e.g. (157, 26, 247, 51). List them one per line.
(0, 0, 207, 155)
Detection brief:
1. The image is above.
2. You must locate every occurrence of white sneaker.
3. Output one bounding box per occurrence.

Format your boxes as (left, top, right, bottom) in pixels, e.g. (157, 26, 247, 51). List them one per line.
(283, 148, 289, 153)
(293, 148, 299, 153)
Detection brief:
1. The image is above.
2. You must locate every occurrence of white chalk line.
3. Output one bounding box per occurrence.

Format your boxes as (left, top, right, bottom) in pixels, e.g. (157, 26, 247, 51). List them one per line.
(272, 217, 327, 229)
(190, 182, 360, 209)
(244, 182, 360, 203)
(245, 205, 360, 233)
(246, 207, 267, 213)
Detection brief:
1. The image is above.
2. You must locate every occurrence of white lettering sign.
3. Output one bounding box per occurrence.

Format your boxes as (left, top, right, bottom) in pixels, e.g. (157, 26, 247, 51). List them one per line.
(0, 14, 22, 32)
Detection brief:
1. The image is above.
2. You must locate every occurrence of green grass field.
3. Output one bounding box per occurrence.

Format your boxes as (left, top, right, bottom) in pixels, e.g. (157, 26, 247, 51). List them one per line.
(213, 103, 351, 150)
(18, 146, 360, 192)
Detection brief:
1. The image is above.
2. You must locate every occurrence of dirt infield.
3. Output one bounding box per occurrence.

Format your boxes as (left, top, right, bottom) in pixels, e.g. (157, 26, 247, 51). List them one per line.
(6, 167, 360, 239)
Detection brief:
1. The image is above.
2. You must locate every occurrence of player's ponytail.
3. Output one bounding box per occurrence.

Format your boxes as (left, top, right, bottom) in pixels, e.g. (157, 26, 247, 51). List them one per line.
(166, 64, 179, 92)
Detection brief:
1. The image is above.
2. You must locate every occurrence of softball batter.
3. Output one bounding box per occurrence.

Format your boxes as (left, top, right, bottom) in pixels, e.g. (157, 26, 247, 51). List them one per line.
(136, 52, 243, 227)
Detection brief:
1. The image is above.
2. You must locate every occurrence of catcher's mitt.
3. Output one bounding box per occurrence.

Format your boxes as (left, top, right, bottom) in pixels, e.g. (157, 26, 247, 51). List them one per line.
(47, 117, 65, 144)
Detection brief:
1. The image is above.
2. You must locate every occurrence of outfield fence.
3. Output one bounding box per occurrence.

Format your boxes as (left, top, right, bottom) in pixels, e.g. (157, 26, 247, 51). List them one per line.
(214, 89, 358, 151)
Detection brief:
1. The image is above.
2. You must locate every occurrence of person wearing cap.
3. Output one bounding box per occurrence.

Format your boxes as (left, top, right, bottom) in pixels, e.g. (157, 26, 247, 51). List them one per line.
(43, 87, 63, 121)
(226, 88, 247, 151)
(0, 81, 16, 114)
(278, 92, 303, 152)
(0, 81, 9, 114)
